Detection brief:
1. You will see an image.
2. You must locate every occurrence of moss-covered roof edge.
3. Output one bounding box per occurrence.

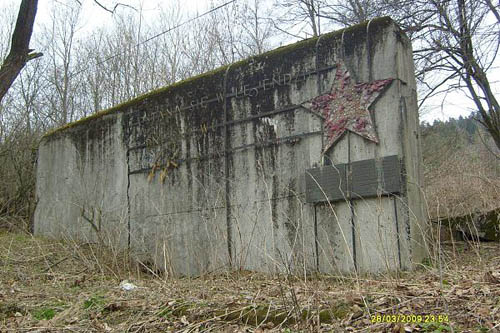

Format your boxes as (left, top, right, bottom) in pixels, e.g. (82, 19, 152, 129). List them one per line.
(42, 16, 394, 139)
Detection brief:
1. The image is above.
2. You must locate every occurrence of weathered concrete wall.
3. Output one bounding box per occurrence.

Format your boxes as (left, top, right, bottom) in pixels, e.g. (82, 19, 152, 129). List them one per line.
(35, 115, 129, 246)
(34, 17, 427, 276)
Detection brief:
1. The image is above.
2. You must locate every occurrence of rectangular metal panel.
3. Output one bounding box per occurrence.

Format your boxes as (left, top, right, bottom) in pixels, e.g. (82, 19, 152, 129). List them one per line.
(381, 155, 401, 194)
(305, 155, 401, 203)
(351, 158, 378, 199)
(305, 165, 347, 203)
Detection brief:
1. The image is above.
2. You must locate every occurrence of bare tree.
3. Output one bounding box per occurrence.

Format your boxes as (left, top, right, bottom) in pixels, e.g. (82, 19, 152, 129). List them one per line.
(0, 2, 18, 60)
(155, 3, 186, 84)
(238, 0, 275, 55)
(42, 2, 83, 125)
(450, 0, 500, 149)
(75, 31, 107, 113)
(272, 0, 323, 38)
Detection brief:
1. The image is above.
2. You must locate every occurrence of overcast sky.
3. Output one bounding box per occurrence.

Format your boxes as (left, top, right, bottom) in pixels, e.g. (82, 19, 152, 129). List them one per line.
(2, 0, 498, 123)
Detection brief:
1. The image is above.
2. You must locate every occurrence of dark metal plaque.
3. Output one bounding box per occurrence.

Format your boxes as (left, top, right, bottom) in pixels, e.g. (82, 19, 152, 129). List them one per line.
(380, 155, 401, 195)
(305, 155, 401, 203)
(305, 164, 347, 203)
(351, 158, 378, 198)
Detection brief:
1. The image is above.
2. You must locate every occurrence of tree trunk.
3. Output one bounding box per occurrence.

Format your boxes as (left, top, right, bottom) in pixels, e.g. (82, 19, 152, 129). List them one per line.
(0, 0, 42, 104)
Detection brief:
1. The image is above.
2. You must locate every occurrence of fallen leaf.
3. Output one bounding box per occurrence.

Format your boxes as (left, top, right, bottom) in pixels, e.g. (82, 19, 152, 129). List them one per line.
(484, 271, 500, 284)
(392, 323, 404, 333)
(180, 315, 189, 325)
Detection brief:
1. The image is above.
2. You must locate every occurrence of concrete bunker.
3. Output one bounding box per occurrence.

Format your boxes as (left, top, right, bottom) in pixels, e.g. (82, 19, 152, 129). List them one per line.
(35, 17, 427, 276)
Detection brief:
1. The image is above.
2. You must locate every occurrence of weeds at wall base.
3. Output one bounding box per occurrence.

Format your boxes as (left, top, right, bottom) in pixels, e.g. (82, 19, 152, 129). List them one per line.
(1, 230, 499, 332)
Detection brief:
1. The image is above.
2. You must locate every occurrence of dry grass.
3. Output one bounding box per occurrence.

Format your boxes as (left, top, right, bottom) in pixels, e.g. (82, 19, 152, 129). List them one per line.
(0, 230, 499, 332)
(423, 134, 500, 220)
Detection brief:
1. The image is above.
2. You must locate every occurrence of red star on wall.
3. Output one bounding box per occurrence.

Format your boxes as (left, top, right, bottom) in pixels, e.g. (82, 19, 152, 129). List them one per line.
(302, 62, 393, 154)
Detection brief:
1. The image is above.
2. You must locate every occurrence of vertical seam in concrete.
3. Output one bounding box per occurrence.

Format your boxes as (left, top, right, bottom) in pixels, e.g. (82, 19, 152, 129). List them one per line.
(313, 204, 319, 271)
(315, 35, 324, 96)
(393, 196, 402, 269)
(340, 30, 346, 60)
(223, 64, 233, 268)
(396, 34, 413, 263)
(347, 132, 357, 271)
(366, 19, 374, 82)
(314, 35, 323, 272)
(394, 38, 405, 269)
(366, 18, 378, 150)
(399, 96, 411, 257)
(126, 135, 131, 249)
(315, 34, 326, 166)
(367, 19, 387, 269)
(342, 28, 357, 272)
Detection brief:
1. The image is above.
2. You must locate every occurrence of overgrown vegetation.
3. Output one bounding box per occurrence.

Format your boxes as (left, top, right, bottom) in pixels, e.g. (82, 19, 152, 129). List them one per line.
(421, 114, 500, 219)
(0, 230, 499, 331)
(0, 130, 39, 232)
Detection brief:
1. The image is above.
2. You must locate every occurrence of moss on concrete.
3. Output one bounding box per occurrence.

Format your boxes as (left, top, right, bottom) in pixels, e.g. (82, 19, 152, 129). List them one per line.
(42, 16, 395, 139)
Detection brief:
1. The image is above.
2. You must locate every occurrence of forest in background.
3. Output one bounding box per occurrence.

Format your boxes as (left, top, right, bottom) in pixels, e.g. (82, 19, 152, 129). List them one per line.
(422, 115, 499, 220)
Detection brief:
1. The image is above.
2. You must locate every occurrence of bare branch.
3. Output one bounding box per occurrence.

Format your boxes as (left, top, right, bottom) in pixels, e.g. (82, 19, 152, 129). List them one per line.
(91, 0, 136, 14)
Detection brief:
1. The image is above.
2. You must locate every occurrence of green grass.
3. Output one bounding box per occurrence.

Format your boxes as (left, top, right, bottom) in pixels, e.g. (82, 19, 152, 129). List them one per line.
(83, 295, 106, 310)
(420, 322, 453, 332)
(32, 307, 56, 320)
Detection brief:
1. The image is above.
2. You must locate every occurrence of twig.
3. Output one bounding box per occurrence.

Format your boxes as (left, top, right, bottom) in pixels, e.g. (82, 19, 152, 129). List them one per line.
(43, 256, 69, 273)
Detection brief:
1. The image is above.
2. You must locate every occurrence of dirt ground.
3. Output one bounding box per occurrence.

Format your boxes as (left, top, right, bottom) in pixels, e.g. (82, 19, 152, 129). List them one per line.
(0, 231, 499, 332)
